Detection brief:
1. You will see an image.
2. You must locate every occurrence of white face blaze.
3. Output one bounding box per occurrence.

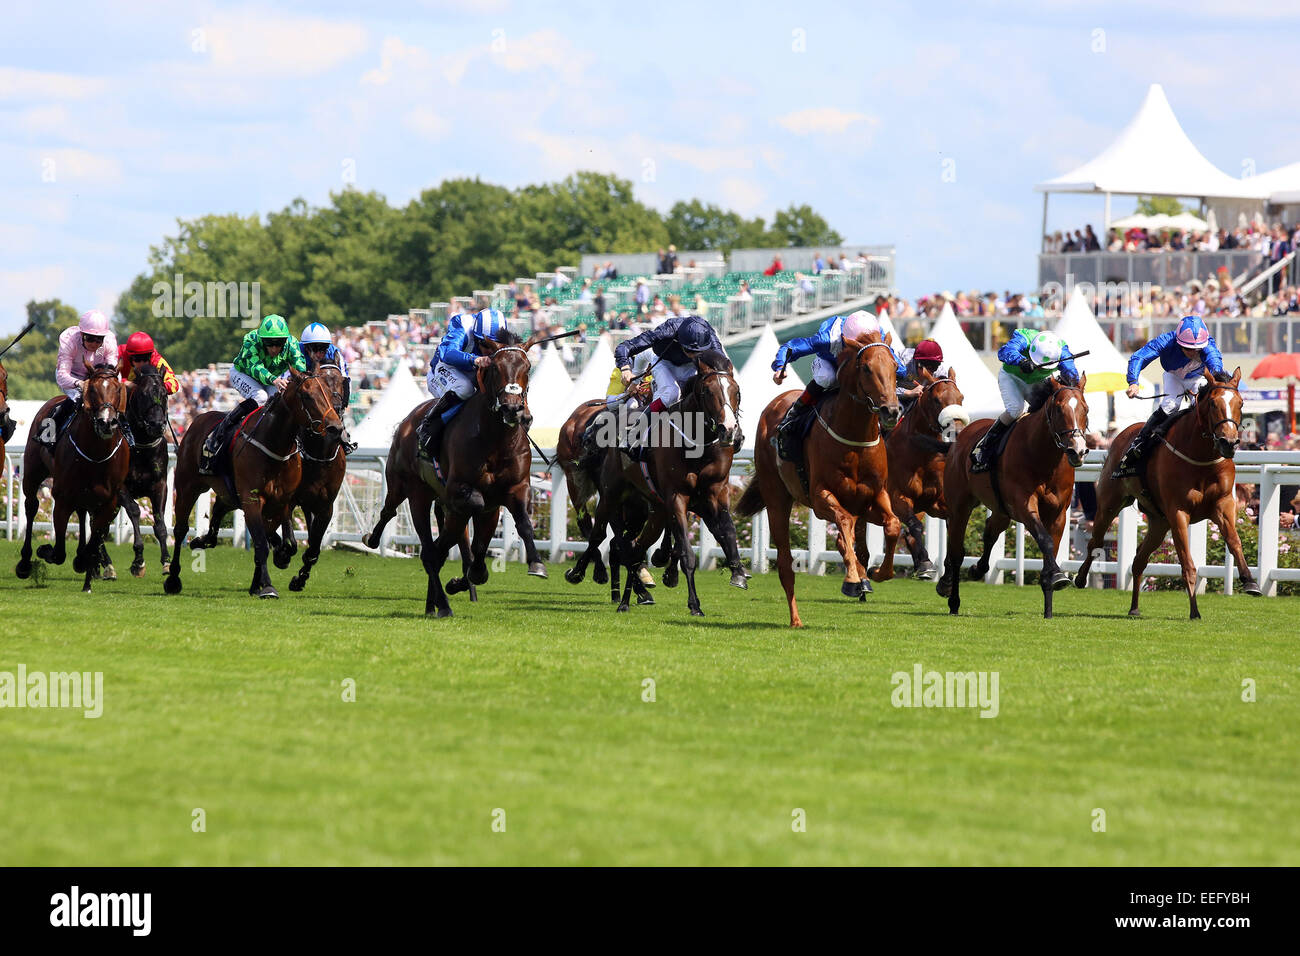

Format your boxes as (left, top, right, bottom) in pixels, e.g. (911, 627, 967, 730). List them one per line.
(1217, 389, 1233, 431)
(720, 378, 737, 431)
(1065, 395, 1087, 457)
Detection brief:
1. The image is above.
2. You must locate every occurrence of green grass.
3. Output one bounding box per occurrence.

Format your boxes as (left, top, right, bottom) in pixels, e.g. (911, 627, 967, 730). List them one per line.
(1, 544, 1296, 866)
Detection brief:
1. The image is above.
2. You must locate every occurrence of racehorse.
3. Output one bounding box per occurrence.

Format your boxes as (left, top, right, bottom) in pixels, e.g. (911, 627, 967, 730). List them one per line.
(1074, 368, 1260, 618)
(165, 368, 342, 598)
(557, 398, 661, 605)
(363, 336, 548, 617)
(886, 368, 967, 580)
(568, 352, 746, 615)
(0, 360, 13, 464)
(735, 331, 901, 628)
(266, 362, 350, 592)
(111, 366, 172, 578)
(15, 366, 131, 591)
(938, 374, 1089, 618)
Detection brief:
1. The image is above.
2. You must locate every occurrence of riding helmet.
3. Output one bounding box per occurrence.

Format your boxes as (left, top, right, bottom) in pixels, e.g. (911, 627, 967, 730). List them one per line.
(676, 317, 712, 352)
(258, 314, 290, 343)
(126, 331, 155, 355)
(301, 322, 332, 346)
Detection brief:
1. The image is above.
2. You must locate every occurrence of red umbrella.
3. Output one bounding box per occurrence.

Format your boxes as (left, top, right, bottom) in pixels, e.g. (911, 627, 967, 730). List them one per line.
(1252, 353, 1300, 435)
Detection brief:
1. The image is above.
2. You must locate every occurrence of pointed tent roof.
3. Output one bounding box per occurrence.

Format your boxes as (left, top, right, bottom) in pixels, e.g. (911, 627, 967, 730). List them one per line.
(1035, 85, 1262, 200)
(1052, 288, 1146, 430)
(928, 304, 1002, 419)
(1246, 160, 1300, 204)
(737, 324, 803, 449)
(528, 344, 575, 429)
(350, 361, 427, 450)
(562, 333, 616, 411)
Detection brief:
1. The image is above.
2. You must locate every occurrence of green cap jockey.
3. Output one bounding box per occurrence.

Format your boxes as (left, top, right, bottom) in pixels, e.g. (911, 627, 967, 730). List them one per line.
(234, 314, 306, 386)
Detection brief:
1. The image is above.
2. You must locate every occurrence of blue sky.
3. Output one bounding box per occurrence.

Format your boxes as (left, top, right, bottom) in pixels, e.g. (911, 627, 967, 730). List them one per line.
(4, 0, 1300, 334)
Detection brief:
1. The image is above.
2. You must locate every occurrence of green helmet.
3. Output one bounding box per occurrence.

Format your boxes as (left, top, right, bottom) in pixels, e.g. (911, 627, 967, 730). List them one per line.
(258, 314, 289, 341)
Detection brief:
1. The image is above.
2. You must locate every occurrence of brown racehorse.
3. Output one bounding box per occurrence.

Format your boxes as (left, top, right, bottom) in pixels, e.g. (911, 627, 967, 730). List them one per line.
(164, 369, 342, 598)
(363, 337, 547, 617)
(264, 363, 350, 592)
(556, 398, 659, 605)
(735, 332, 902, 628)
(1074, 369, 1260, 618)
(568, 352, 746, 615)
(112, 366, 172, 578)
(886, 368, 967, 580)
(0, 360, 13, 464)
(15, 367, 130, 591)
(938, 374, 1089, 618)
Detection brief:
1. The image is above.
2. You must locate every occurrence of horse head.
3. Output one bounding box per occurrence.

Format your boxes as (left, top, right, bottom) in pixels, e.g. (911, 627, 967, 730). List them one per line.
(689, 351, 740, 448)
(314, 363, 349, 417)
(282, 368, 344, 442)
(83, 365, 128, 439)
(839, 331, 900, 428)
(127, 366, 169, 443)
(915, 366, 968, 441)
(1043, 373, 1089, 467)
(1197, 367, 1243, 460)
(0, 360, 10, 434)
(482, 336, 533, 429)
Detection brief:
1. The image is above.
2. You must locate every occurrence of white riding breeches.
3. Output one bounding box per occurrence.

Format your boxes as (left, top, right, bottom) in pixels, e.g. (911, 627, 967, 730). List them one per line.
(810, 355, 837, 388)
(63, 386, 82, 401)
(1160, 368, 1202, 415)
(230, 368, 274, 406)
(997, 368, 1036, 424)
(651, 360, 696, 407)
(428, 361, 475, 401)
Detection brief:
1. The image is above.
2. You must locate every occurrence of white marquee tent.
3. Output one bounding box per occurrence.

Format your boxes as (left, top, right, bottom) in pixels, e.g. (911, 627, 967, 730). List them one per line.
(527, 344, 575, 430)
(927, 304, 1002, 420)
(561, 334, 616, 410)
(350, 361, 428, 450)
(1053, 288, 1146, 431)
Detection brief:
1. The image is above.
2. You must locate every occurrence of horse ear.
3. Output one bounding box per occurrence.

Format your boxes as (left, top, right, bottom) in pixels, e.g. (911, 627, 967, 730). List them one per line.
(521, 333, 543, 352)
(946, 367, 957, 385)
(115, 381, 129, 413)
(480, 337, 503, 354)
(918, 365, 934, 384)
(1078, 370, 1087, 390)
(1231, 366, 1242, 387)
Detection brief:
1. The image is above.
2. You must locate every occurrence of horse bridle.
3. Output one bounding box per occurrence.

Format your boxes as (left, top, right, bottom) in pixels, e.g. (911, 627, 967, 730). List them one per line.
(847, 342, 896, 414)
(1198, 382, 1242, 444)
(1045, 383, 1087, 452)
(485, 346, 529, 415)
(128, 370, 168, 446)
(691, 368, 738, 442)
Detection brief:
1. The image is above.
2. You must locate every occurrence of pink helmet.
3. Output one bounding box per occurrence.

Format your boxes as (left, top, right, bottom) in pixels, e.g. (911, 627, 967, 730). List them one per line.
(78, 309, 110, 336)
(1175, 316, 1210, 350)
(841, 310, 880, 341)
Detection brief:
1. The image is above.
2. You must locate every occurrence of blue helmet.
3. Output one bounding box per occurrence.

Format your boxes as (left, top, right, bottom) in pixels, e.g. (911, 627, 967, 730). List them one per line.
(301, 322, 331, 346)
(472, 309, 506, 340)
(676, 316, 712, 353)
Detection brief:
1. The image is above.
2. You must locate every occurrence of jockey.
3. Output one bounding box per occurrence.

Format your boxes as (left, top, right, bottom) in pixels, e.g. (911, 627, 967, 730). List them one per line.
(117, 331, 180, 394)
(199, 314, 306, 473)
(1116, 315, 1224, 477)
(770, 310, 905, 459)
(576, 350, 653, 469)
(898, 338, 947, 410)
(971, 328, 1079, 473)
(42, 309, 119, 446)
(300, 322, 356, 452)
(417, 308, 513, 461)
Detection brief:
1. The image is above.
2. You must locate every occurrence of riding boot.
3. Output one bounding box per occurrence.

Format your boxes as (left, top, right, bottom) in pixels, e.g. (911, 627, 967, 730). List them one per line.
(1117, 408, 1169, 477)
(44, 399, 77, 446)
(201, 398, 256, 474)
(626, 397, 666, 462)
(776, 382, 826, 461)
(120, 414, 136, 449)
(972, 418, 1011, 473)
(578, 411, 608, 471)
(417, 393, 460, 463)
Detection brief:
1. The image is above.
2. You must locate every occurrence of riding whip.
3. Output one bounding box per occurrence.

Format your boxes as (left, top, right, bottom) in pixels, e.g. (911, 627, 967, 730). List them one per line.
(0, 321, 36, 360)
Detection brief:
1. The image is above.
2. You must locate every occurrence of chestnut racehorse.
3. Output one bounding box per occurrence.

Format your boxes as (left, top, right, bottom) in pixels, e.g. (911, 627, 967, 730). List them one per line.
(15, 366, 130, 591)
(165, 369, 342, 598)
(886, 368, 967, 580)
(0, 360, 13, 463)
(1074, 368, 1260, 618)
(735, 331, 902, 628)
(938, 374, 1089, 618)
(364, 336, 547, 617)
(568, 352, 746, 615)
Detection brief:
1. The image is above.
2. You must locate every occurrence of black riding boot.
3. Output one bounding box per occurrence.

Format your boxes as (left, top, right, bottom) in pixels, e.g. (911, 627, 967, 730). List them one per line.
(417, 393, 459, 462)
(1117, 408, 1169, 477)
(972, 418, 1011, 473)
(578, 411, 609, 472)
(775, 382, 827, 461)
(201, 398, 256, 473)
(43, 399, 78, 446)
(120, 413, 136, 449)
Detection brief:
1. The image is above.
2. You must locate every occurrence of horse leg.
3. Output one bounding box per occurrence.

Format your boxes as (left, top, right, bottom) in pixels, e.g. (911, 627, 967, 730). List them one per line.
(818, 490, 866, 598)
(290, 503, 331, 593)
(123, 492, 146, 576)
(576, 512, 610, 585)
(1021, 504, 1066, 618)
(165, 480, 201, 595)
(83, 500, 117, 594)
(1075, 472, 1127, 588)
(867, 490, 902, 582)
(939, 498, 975, 614)
(1166, 510, 1201, 620)
(425, 508, 465, 618)
(150, 481, 170, 568)
(699, 492, 748, 589)
(506, 486, 547, 578)
(243, 495, 277, 599)
(1128, 516, 1169, 617)
(469, 507, 498, 586)
(896, 497, 932, 579)
(363, 475, 407, 550)
(37, 496, 73, 566)
(73, 510, 89, 573)
(1216, 497, 1262, 596)
(851, 519, 874, 599)
(969, 510, 1011, 580)
(565, 491, 611, 585)
(766, 494, 802, 627)
(668, 495, 703, 616)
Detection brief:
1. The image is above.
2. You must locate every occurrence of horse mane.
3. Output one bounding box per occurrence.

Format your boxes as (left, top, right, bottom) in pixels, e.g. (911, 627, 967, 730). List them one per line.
(1025, 380, 1053, 413)
(478, 329, 521, 351)
(694, 349, 732, 373)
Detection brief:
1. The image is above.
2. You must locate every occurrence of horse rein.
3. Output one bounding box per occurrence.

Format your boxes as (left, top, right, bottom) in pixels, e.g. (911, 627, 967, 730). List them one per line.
(484, 346, 529, 415)
(1046, 383, 1087, 452)
(691, 368, 739, 444)
(847, 342, 897, 414)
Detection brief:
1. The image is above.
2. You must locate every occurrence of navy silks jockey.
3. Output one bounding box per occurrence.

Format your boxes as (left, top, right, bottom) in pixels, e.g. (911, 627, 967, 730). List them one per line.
(971, 328, 1079, 473)
(770, 310, 905, 460)
(612, 314, 729, 457)
(300, 322, 356, 453)
(417, 308, 513, 461)
(1115, 315, 1224, 478)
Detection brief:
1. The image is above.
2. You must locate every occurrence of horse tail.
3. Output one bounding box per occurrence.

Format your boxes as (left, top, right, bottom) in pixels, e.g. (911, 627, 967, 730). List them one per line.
(734, 477, 765, 518)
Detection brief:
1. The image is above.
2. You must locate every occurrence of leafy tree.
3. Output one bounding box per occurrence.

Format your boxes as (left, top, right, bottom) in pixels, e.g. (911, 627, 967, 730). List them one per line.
(4, 299, 79, 399)
(770, 204, 843, 248)
(665, 200, 773, 251)
(1135, 196, 1185, 217)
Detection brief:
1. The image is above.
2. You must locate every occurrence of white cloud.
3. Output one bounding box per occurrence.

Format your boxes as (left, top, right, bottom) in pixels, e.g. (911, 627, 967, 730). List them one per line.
(403, 107, 451, 140)
(720, 177, 766, 215)
(361, 36, 431, 86)
(0, 265, 66, 326)
(0, 68, 105, 101)
(660, 143, 752, 174)
(36, 149, 123, 185)
(776, 107, 877, 136)
(204, 12, 368, 77)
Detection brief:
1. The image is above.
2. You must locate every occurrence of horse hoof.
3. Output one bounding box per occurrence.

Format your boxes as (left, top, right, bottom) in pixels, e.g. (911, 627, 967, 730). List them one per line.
(427, 604, 453, 618)
(447, 577, 469, 595)
(363, 533, 380, 550)
(638, 567, 655, 587)
(616, 603, 629, 613)
(273, 551, 291, 570)
(593, 566, 608, 585)
(1049, 571, 1071, 591)
(966, 564, 985, 581)
(289, 577, 306, 592)
(1243, 582, 1263, 596)
(163, 576, 182, 595)
(15, 560, 31, 579)
(651, 547, 670, 568)
(469, 563, 490, 586)
(1128, 609, 1141, 618)
(841, 580, 866, 598)
(915, 565, 937, 581)
(101, 565, 117, 582)
(663, 566, 679, 589)
(636, 593, 655, 606)
(729, 570, 748, 590)
(564, 567, 585, 585)
(36, 545, 59, 564)
(690, 607, 705, 617)
(1073, 572, 1087, 589)
(130, 563, 146, 578)
(936, 578, 951, 598)
(257, 586, 279, 599)
(527, 562, 548, 578)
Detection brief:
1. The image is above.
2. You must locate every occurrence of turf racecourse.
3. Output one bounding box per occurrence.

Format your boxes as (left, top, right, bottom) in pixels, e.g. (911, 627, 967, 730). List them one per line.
(1, 545, 1296, 866)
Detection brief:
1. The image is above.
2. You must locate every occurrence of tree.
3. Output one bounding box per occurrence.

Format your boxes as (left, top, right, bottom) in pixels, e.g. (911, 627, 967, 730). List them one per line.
(1135, 196, 1185, 217)
(770, 204, 843, 248)
(5, 299, 79, 399)
(665, 200, 773, 252)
